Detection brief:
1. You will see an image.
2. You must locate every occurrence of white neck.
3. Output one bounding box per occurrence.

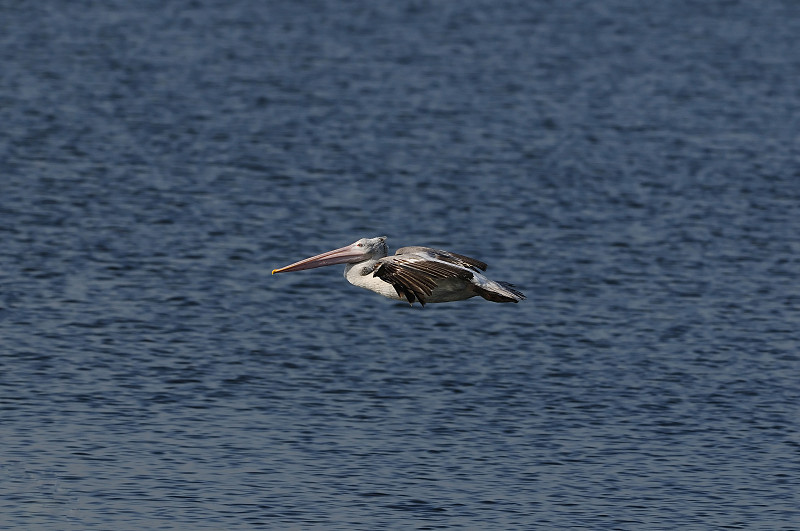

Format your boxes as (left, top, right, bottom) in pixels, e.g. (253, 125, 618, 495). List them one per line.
(343, 261, 402, 300)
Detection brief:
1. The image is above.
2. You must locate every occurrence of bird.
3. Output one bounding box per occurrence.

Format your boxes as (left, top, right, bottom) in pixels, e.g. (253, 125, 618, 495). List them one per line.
(272, 236, 525, 306)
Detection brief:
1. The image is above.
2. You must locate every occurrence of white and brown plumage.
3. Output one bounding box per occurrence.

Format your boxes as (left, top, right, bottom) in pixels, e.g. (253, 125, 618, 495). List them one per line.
(272, 236, 525, 306)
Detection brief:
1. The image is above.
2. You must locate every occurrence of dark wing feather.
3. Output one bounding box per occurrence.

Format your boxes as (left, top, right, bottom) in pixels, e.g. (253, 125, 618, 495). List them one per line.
(373, 255, 474, 306)
(394, 246, 488, 272)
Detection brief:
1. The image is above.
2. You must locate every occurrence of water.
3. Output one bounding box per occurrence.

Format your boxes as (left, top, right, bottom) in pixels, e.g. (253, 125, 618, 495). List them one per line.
(2, 0, 799, 528)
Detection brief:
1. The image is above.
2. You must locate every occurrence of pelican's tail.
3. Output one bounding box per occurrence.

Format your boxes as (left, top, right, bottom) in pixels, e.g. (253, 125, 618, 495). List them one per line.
(473, 279, 526, 303)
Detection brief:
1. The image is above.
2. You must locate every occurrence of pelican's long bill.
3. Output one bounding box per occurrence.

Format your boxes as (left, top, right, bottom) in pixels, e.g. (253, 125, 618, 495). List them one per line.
(272, 242, 369, 275)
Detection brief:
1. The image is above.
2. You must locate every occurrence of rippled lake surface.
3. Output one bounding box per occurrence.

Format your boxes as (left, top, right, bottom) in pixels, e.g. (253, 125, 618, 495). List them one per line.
(2, 1, 799, 529)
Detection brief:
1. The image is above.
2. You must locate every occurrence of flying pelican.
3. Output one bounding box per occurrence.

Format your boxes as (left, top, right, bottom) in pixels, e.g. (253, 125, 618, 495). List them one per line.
(272, 236, 525, 306)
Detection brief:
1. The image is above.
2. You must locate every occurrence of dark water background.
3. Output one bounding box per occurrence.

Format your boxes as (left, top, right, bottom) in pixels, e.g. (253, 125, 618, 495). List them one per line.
(2, 1, 799, 528)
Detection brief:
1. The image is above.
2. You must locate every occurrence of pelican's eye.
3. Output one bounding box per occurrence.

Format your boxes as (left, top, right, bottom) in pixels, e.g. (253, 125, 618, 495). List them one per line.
(357, 243, 363, 247)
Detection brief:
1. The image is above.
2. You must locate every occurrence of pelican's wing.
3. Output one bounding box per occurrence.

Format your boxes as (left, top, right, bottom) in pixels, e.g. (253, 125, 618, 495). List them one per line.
(394, 246, 488, 272)
(372, 253, 475, 306)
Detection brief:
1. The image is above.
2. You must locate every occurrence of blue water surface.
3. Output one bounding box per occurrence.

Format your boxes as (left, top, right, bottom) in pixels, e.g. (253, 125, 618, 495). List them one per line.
(1, 1, 799, 529)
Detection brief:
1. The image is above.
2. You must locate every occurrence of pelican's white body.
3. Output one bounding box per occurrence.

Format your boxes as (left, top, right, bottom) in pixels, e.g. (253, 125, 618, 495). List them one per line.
(344, 254, 517, 303)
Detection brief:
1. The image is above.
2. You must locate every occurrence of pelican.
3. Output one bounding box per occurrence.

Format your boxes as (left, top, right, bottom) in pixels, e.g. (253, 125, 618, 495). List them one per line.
(272, 236, 525, 306)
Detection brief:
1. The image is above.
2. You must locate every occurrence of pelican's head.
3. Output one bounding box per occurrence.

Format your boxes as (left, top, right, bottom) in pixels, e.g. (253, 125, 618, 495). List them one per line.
(272, 236, 388, 274)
